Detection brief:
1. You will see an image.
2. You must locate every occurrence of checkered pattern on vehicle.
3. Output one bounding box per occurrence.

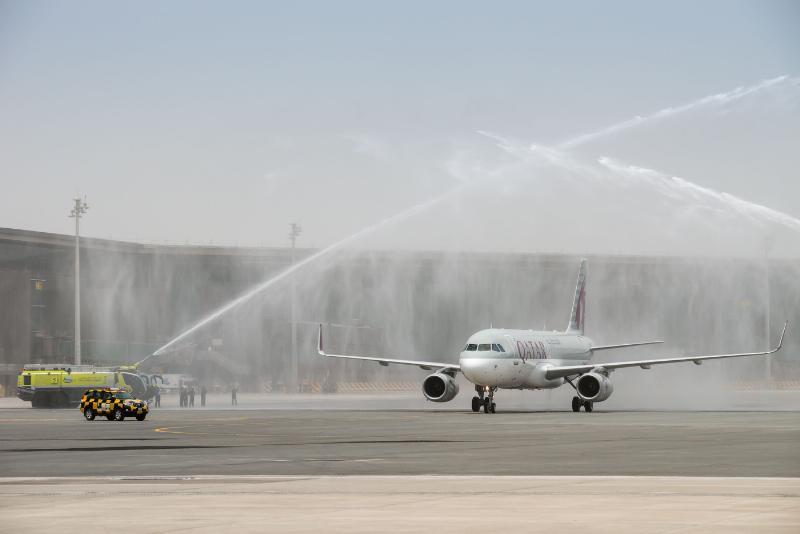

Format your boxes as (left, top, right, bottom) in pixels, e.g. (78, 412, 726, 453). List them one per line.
(79, 389, 149, 415)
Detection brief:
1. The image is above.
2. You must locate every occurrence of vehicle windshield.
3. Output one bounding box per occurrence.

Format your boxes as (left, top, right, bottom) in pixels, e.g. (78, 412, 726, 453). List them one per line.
(115, 392, 133, 400)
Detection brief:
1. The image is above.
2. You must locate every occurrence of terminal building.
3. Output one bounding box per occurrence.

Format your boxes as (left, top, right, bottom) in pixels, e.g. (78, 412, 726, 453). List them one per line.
(1, 226, 797, 395)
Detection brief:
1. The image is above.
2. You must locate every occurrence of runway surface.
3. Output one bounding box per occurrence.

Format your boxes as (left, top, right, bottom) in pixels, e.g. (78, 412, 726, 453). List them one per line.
(2, 476, 799, 533)
(2, 396, 799, 532)
(1, 397, 798, 477)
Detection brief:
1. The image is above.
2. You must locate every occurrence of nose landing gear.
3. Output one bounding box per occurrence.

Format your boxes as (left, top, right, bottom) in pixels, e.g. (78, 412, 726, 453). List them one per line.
(472, 385, 497, 413)
(471, 396, 481, 412)
(471, 384, 483, 412)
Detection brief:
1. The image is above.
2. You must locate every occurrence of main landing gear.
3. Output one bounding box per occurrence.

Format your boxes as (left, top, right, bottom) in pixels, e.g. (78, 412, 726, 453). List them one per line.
(565, 376, 593, 413)
(571, 396, 593, 413)
(472, 385, 496, 414)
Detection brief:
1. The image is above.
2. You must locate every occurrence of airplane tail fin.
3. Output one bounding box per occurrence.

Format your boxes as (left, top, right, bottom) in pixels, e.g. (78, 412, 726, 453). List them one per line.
(566, 259, 587, 334)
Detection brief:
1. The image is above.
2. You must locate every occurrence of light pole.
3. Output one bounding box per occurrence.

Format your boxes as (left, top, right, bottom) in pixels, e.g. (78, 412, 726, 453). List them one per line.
(289, 222, 302, 393)
(763, 237, 772, 383)
(69, 197, 89, 365)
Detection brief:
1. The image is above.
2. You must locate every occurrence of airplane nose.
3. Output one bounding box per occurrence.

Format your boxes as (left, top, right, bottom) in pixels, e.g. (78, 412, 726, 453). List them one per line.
(459, 355, 497, 385)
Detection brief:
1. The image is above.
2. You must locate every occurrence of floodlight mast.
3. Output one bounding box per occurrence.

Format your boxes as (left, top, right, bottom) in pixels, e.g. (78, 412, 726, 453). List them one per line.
(289, 222, 302, 393)
(764, 236, 772, 382)
(69, 197, 89, 365)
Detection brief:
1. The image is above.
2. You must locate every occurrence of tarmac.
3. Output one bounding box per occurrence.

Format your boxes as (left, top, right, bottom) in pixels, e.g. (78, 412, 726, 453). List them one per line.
(1, 475, 798, 533)
(1, 394, 799, 532)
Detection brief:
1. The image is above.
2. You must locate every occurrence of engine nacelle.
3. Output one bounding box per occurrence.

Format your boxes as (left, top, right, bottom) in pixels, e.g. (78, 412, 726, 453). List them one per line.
(422, 373, 459, 402)
(576, 372, 614, 403)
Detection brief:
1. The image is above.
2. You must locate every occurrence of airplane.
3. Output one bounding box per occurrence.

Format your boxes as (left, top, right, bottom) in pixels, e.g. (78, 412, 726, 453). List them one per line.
(316, 259, 787, 413)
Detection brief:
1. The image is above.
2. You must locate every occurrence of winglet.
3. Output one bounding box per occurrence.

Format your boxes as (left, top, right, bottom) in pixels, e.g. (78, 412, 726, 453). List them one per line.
(317, 324, 325, 356)
(775, 321, 788, 352)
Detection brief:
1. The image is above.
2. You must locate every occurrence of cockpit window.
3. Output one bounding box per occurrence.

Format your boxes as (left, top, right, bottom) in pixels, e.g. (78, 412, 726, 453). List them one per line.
(478, 343, 491, 351)
(466, 344, 477, 351)
(492, 344, 505, 352)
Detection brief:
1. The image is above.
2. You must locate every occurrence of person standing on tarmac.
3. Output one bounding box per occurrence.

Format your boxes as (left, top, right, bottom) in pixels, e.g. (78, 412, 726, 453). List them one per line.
(231, 383, 238, 406)
(154, 387, 161, 408)
(189, 386, 195, 407)
(200, 385, 207, 407)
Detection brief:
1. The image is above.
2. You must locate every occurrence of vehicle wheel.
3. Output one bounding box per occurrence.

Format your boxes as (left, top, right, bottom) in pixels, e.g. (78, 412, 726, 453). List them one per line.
(483, 399, 491, 413)
(571, 397, 581, 412)
(584, 401, 593, 413)
(471, 396, 481, 412)
(84, 408, 96, 421)
(39, 393, 55, 408)
(57, 392, 70, 409)
(106, 414, 114, 421)
(490, 402, 496, 414)
(136, 414, 146, 421)
(113, 408, 125, 421)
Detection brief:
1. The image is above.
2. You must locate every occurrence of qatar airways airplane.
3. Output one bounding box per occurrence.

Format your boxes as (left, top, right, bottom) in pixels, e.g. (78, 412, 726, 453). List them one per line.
(317, 260, 787, 413)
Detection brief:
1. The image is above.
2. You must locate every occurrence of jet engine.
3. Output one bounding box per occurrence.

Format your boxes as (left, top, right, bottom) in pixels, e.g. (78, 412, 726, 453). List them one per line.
(422, 373, 459, 402)
(576, 372, 614, 403)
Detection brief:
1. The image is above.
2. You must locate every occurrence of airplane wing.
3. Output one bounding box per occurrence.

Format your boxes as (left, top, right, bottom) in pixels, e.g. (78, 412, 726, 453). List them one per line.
(591, 340, 664, 351)
(316, 325, 460, 372)
(546, 321, 787, 380)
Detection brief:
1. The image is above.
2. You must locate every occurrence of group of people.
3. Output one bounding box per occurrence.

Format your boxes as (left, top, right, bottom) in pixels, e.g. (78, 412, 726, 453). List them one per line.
(179, 384, 208, 408)
(148, 383, 241, 408)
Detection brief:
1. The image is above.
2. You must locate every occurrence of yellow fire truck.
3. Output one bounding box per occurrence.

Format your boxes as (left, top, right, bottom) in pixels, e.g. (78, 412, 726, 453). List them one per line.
(17, 365, 159, 408)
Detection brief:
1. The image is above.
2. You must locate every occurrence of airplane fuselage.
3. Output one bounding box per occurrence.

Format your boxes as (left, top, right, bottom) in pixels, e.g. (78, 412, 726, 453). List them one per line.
(459, 328, 593, 389)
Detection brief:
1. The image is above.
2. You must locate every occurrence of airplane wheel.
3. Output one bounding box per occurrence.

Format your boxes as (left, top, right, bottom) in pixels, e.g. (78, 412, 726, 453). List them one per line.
(490, 402, 496, 414)
(584, 401, 593, 413)
(471, 397, 481, 412)
(483, 399, 491, 413)
(571, 397, 581, 412)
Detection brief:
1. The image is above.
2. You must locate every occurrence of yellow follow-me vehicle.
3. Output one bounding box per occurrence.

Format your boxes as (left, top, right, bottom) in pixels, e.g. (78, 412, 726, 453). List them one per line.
(79, 388, 149, 421)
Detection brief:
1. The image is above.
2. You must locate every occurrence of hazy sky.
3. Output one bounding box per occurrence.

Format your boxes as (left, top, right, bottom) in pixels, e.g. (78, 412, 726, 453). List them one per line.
(1, 0, 798, 252)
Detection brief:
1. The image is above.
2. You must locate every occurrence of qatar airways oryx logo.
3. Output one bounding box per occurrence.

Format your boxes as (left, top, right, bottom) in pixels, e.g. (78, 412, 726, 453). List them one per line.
(516, 339, 548, 361)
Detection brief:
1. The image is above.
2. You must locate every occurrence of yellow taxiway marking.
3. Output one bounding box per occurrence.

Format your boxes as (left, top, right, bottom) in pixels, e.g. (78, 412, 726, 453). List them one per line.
(154, 416, 252, 435)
